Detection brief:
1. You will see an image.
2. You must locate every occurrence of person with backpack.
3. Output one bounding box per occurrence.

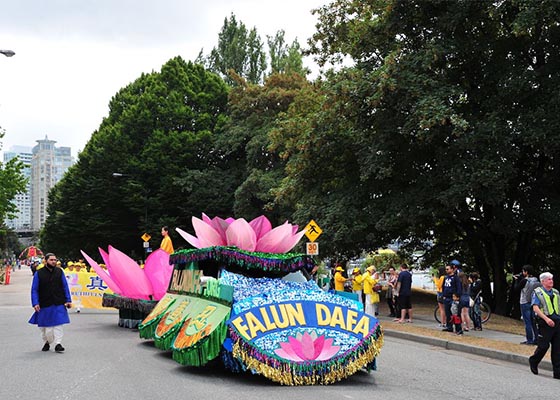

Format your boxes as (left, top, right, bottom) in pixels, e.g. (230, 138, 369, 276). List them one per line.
(514, 265, 541, 345)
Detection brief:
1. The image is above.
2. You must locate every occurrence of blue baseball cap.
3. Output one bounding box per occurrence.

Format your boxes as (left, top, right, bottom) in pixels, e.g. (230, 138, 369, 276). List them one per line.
(450, 259, 461, 266)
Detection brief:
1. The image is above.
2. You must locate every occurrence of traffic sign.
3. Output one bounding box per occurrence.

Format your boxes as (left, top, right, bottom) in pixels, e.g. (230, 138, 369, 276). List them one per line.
(141, 233, 151, 242)
(304, 220, 322, 242)
(306, 242, 319, 256)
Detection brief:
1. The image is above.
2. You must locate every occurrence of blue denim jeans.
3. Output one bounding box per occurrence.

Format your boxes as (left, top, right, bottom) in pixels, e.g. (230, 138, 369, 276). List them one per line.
(520, 302, 536, 343)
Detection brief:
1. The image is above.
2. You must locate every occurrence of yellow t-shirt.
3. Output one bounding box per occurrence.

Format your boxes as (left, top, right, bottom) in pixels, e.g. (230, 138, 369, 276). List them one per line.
(433, 276, 444, 292)
(160, 235, 174, 254)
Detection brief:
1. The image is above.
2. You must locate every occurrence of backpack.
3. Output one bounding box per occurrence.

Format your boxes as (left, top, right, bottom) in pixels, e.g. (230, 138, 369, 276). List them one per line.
(525, 278, 542, 299)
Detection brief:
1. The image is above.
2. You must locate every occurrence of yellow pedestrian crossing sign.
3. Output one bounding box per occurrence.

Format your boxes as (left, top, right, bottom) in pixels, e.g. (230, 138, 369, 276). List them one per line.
(141, 233, 151, 242)
(304, 220, 322, 242)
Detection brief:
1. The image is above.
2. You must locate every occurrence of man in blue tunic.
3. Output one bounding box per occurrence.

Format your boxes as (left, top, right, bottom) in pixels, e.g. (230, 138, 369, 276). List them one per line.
(29, 253, 72, 352)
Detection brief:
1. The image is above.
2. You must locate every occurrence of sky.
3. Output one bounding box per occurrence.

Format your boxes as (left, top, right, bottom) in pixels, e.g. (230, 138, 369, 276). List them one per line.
(0, 0, 327, 159)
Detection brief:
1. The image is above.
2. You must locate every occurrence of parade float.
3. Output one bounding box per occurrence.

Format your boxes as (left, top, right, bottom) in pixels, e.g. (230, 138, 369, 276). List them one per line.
(83, 214, 383, 385)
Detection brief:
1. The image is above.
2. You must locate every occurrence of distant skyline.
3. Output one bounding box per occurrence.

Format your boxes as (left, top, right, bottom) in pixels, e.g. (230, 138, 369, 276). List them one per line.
(0, 0, 327, 160)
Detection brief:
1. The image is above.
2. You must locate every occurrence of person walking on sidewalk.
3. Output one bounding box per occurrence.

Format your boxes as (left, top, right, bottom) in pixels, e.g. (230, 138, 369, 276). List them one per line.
(394, 263, 413, 323)
(442, 263, 462, 332)
(29, 253, 72, 353)
(515, 265, 541, 345)
(529, 272, 560, 379)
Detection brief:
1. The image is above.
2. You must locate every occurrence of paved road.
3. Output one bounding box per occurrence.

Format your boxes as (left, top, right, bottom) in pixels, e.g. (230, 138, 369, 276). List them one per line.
(1, 268, 558, 399)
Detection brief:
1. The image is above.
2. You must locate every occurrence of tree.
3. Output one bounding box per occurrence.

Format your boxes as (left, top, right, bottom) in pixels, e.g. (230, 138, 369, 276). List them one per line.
(216, 72, 312, 226)
(268, 30, 309, 76)
(206, 14, 267, 85)
(276, 0, 560, 315)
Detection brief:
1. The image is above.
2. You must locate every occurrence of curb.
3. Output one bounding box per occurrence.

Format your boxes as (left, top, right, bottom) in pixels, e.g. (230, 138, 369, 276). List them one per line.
(383, 329, 553, 372)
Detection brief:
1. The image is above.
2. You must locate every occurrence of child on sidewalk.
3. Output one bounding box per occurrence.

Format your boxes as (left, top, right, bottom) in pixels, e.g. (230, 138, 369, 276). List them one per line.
(451, 293, 463, 335)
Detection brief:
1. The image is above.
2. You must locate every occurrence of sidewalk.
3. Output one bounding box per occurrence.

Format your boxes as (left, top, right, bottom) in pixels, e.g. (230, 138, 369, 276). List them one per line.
(378, 312, 553, 372)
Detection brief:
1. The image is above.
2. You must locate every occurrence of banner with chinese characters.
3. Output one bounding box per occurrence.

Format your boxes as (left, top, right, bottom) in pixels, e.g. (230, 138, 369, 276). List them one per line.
(65, 272, 114, 309)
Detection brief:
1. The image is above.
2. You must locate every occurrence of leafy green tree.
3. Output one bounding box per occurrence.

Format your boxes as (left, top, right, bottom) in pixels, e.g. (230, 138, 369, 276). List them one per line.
(207, 14, 267, 85)
(276, 0, 560, 314)
(41, 58, 232, 259)
(268, 30, 309, 76)
(217, 72, 312, 227)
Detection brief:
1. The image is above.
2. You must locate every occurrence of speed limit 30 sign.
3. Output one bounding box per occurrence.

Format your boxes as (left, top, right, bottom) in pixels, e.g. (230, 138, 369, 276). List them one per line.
(306, 242, 319, 255)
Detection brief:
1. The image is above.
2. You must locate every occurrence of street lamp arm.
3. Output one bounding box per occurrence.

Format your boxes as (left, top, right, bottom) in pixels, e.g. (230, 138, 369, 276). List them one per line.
(0, 50, 15, 57)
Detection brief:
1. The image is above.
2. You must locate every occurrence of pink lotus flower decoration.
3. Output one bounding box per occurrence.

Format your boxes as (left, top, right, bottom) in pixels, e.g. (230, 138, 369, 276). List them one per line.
(81, 246, 173, 301)
(274, 332, 341, 362)
(176, 214, 306, 254)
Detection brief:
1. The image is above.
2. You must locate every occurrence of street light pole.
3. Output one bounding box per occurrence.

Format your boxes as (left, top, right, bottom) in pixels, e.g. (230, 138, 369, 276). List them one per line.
(0, 50, 15, 57)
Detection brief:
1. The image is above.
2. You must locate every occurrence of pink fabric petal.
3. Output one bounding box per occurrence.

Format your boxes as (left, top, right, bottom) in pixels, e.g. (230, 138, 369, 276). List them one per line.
(192, 216, 225, 247)
(210, 215, 229, 243)
(255, 223, 292, 253)
(226, 218, 257, 251)
(316, 338, 340, 361)
(175, 227, 201, 248)
(292, 225, 299, 234)
(300, 332, 316, 360)
(225, 217, 235, 224)
(143, 249, 173, 300)
(255, 222, 306, 253)
(107, 246, 153, 300)
(249, 215, 272, 240)
(273, 229, 306, 253)
(80, 250, 122, 294)
(99, 247, 125, 291)
(288, 336, 307, 361)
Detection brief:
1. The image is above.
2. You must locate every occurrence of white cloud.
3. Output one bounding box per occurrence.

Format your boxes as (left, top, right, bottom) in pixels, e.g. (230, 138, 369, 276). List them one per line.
(0, 0, 326, 157)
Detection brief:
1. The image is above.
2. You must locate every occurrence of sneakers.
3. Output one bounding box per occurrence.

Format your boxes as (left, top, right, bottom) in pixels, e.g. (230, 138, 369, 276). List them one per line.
(54, 344, 65, 353)
(456, 331, 464, 335)
(441, 328, 453, 332)
(41, 342, 50, 352)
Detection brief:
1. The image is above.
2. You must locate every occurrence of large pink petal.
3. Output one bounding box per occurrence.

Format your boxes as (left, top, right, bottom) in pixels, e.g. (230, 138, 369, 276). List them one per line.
(176, 227, 201, 248)
(249, 215, 272, 240)
(255, 223, 292, 253)
(143, 249, 173, 300)
(300, 332, 317, 360)
(315, 338, 340, 361)
(287, 336, 307, 361)
(273, 229, 306, 253)
(212, 216, 230, 243)
(107, 246, 153, 300)
(193, 216, 225, 247)
(225, 218, 257, 251)
(80, 250, 122, 294)
(99, 247, 124, 291)
(255, 222, 306, 253)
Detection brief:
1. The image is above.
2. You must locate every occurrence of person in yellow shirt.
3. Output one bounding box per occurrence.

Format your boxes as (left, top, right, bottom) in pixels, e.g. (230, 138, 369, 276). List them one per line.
(362, 266, 380, 316)
(433, 267, 446, 326)
(351, 268, 364, 306)
(333, 266, 349, 291)
(160, 226, 174, 254)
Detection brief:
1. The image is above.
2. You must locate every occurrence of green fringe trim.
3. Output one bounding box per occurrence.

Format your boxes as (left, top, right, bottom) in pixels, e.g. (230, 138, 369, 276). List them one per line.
(154, 322, 184, 351)
(170, 246, 316, 274)
(171, 316, 230, 367)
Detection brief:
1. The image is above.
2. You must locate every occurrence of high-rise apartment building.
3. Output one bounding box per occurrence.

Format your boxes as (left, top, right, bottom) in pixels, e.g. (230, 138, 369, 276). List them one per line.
(3, 146, 33, 230)
(30, 136, 74, 230)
